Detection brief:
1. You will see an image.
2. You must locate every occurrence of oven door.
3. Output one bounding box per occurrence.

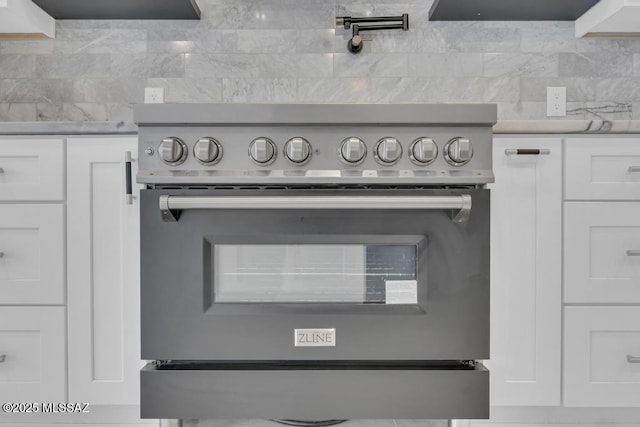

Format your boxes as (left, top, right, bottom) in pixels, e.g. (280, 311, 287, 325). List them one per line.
(140, 187, 489, 362)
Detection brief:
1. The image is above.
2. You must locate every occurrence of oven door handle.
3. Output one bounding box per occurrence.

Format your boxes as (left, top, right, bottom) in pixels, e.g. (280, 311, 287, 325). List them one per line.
(159, 194, 472, 223)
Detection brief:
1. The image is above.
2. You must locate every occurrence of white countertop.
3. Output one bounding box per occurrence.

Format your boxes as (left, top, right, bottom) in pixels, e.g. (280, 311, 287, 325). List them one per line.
(493, 120, 640, 134)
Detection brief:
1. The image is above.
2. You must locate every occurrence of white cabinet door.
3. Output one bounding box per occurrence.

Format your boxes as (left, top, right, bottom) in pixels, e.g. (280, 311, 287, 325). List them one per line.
(565, 137, 640, 201)
(0, 307, 66, 402)
(0, 138, 64, 201)
(489, 137, 562, 406)
(67, 136, 142, 405)
(564, 202, 640, 303)
(0, 204, 64, 304)
(565, 306, 640, 407)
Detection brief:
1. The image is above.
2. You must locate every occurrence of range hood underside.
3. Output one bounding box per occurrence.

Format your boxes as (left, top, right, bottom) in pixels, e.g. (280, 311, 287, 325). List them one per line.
(31, 0, 200, 19)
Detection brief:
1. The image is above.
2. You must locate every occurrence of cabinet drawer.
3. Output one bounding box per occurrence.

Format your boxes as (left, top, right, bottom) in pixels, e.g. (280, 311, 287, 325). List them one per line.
(0, 138, 64, 201)
(565, 307, 640, 407)
(0, 307, 66, 402)
(564, 202, 640, 303)
(0, 205, 64, 304)
(565, 137, 640, 201)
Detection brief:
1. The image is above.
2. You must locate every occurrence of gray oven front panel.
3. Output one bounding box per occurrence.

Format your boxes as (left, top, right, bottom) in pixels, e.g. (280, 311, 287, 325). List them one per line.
(140, 188, 490, 361)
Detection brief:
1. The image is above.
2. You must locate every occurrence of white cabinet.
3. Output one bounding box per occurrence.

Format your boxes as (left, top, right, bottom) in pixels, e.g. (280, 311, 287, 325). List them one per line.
(563, 135, 640, 410)
(489, 137, 562, 406)
(565, 307, 640, 407)
(564, 202, 640, 303)
(0, 138, 66, 406)
(67, 136, 142, 405)
(0, 307, 66, 402)
(0, 204, 64, 304)
(0, 138, 64, 201)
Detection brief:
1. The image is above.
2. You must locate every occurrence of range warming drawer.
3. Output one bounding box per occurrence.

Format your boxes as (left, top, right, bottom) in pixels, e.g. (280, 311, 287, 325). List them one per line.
(140, 362, 489, 419)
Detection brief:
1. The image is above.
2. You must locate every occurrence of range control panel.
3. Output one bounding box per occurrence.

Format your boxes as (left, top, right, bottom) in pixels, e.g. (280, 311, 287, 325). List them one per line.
(134, 104, 496, 185)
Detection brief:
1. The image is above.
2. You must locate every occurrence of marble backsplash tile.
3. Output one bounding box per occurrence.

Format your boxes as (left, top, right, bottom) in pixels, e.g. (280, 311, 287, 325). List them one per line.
(483, 53, 558, 78)
(36, 102, 109, 121)
(595, 78, 640, 102)
(0, 78, 70, 103)
(558, 52, 633, 77)
(408, 53, 483, 77)
(333, 53, 408, 78)
(110, 53, 186, 78)
(235, 30, 297, 53)
(0, 55, 37, 78)
(296, 30, 341, 54)
(566, 101, 633, 121)
(297, 78, 371, 103)
(53, 29, 148, 54)
(69, 78, 146, 103)
(35, 54, 111, 78)
(0, 0, 639, 122)
(222, 78, 296, 102)
(371, 77, 520, 104)
(0, 103, 36, 121)
(517, 21, 577, 53)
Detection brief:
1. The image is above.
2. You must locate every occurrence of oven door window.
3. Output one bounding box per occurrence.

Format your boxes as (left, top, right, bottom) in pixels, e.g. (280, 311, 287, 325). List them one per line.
(213, 244, 417, 304)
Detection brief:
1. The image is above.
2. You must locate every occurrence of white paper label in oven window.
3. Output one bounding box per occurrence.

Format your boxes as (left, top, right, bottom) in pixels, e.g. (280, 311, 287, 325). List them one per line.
(385, 280, 418, 305)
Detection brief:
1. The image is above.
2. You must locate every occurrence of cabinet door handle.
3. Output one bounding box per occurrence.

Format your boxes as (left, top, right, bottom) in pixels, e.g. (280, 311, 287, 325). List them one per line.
(505, 148, 550, 156)
(627, 355, 640, 363)
(627, 250, 640, 257)
(125, 151, 133, 205)
(0, 167, 4, 173)
(0, 252, 4, 258)
(0, 354, 5, 363)
(629, 166, 640, 173)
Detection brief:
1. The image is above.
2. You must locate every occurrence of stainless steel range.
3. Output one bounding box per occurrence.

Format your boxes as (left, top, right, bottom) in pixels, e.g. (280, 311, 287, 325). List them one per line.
(135, 104, 496, 421)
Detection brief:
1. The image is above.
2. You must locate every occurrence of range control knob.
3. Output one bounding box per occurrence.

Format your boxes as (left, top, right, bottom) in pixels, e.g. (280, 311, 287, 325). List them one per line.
(374, 137, 402, 165)
(410, 137, 438, 166)
(284, 137, 311, 165)
(444, 137, 473, 166)
(159, 137, 187, 165)
(339, 137, 367, 165)
(194, 137, 222, 165)
(249, 137, 276, 165)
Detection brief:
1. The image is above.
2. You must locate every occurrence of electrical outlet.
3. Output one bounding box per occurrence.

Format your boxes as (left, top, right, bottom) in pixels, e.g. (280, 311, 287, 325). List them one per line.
(547, 87, 566, 117)
(145, 87, 164, 104)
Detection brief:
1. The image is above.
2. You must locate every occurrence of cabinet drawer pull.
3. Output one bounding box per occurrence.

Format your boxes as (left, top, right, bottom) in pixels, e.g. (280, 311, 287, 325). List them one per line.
(627, 250, 640, 257)
(0, 354, 5, 363)
(0, 252, 4, 258)
(627, 355, 640, 363)
(0, 167, 4, 173)
(125, 151, 133, 205)
(505, 149, 550, 156)
(629, 166, 640, 173)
